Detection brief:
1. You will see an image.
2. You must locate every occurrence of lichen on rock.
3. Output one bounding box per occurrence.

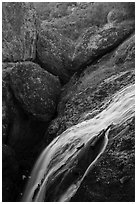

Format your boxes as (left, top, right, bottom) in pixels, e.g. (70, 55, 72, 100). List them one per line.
(9, 62, 61, 121)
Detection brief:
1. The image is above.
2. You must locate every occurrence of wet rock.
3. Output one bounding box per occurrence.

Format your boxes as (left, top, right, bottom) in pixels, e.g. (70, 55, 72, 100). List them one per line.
(9, 62, 61, 121)
(24, 84, 135, 202)
(37, 28, 74, 83)
(2, 64, 51, 200)
(71, 117, 135, 202)
(2, 2, 37, 62)
(72, 20, 134, 71)
(45, 34, 135, 143)
(2, 144, 19, 202)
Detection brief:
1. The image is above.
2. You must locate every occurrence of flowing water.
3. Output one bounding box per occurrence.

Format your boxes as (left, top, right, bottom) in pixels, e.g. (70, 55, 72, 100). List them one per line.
(22, 83, 135, 202)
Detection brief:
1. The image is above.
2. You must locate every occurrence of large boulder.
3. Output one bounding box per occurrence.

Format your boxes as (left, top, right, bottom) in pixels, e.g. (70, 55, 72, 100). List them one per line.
(2, 2, 37, 62)
(37, 20, 134, 83)
(37, 28, 74, 83)
(2, 63, 54, 201)
(40, 2, 134, 41)
(9, 62, 61, 121)
(72, 20, 135, 71)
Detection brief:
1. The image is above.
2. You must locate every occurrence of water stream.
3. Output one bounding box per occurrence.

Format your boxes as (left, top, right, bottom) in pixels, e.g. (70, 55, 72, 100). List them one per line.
(22, 83, 135, 202)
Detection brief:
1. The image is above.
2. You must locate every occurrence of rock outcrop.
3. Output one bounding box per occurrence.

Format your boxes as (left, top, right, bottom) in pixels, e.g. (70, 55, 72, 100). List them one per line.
(71, 117, 135, 202)
(2, 2, 135, 202)
(45, 34, 135, 142)
(2, 2, 37, 62)
(37, 28, 74, 83)
(9, 62, 61, 121)
(37, 20, 134, 82)
(72, 20, 134, 71)
(23, 83, 135, 202)
(40, 2, 134, 41)
(2, 63, 54, 202)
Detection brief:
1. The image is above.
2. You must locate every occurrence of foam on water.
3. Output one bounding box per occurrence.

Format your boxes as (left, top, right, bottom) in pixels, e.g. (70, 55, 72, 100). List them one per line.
(22, 83, 135, 202)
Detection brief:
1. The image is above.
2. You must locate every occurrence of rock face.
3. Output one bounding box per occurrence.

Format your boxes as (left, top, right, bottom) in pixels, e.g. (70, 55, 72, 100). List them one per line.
(71, 117, 135, 202)
(45, 33, 135, 144)
(37, 20, 134, 82)
(72, 20, 134, 71)
(37, 28, 74, 83)
(2, 2, 37, 62)
(9, 62, 61, 121)
(40, 2, 134, 40)
(2, 63, 54, 202)
(23, 83, 135, 202)
(26, 32, 135, 202)
(43, 33, 134, 201)
(2, 2, 135, 202)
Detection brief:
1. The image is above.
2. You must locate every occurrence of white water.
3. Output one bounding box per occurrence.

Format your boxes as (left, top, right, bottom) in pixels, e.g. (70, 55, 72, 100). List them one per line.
(22, 83, 135, 202)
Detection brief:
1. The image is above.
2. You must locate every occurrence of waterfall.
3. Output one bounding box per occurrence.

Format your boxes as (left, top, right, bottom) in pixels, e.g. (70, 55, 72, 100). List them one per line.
(22, 83, 135, 202)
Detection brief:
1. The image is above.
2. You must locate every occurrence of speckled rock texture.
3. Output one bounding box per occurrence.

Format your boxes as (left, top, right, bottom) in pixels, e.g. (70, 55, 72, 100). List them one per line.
(2, 2, 135, 202)
(45, 33, 135, 144)
(40, 2, 134, 41)
(9, 62, 61, 121)
(2, 2, 37, 62)
(2, 144, 20, 202)
(37, 20, 134, 83)
(2, 63, 53, 202)
(71, 117, 135, 202)
(72, 20, 134, 71)
(107, 6, 134, 24)
(37, 28, 74, 83)
(42, 32, 135, 202)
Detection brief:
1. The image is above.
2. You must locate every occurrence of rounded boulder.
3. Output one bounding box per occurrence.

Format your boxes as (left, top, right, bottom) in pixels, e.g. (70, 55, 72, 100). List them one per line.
(9, 62, 61, 121)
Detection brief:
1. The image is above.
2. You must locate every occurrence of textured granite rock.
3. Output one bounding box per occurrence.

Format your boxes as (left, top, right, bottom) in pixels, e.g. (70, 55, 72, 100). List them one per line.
(45, 34, 135, 144)
(9, 62, 61, 121)
(37, 20, 134, 83)
(2, 63, 53, 202)
(107, 4, 135, 23)
(2, 3, 135, 202)
(71, 117, 135, 202)
(37, 28, 74, 83)
(40, 2, 134, 41)
(72, 20, 134, 71)
(2, 2, 37, 62)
